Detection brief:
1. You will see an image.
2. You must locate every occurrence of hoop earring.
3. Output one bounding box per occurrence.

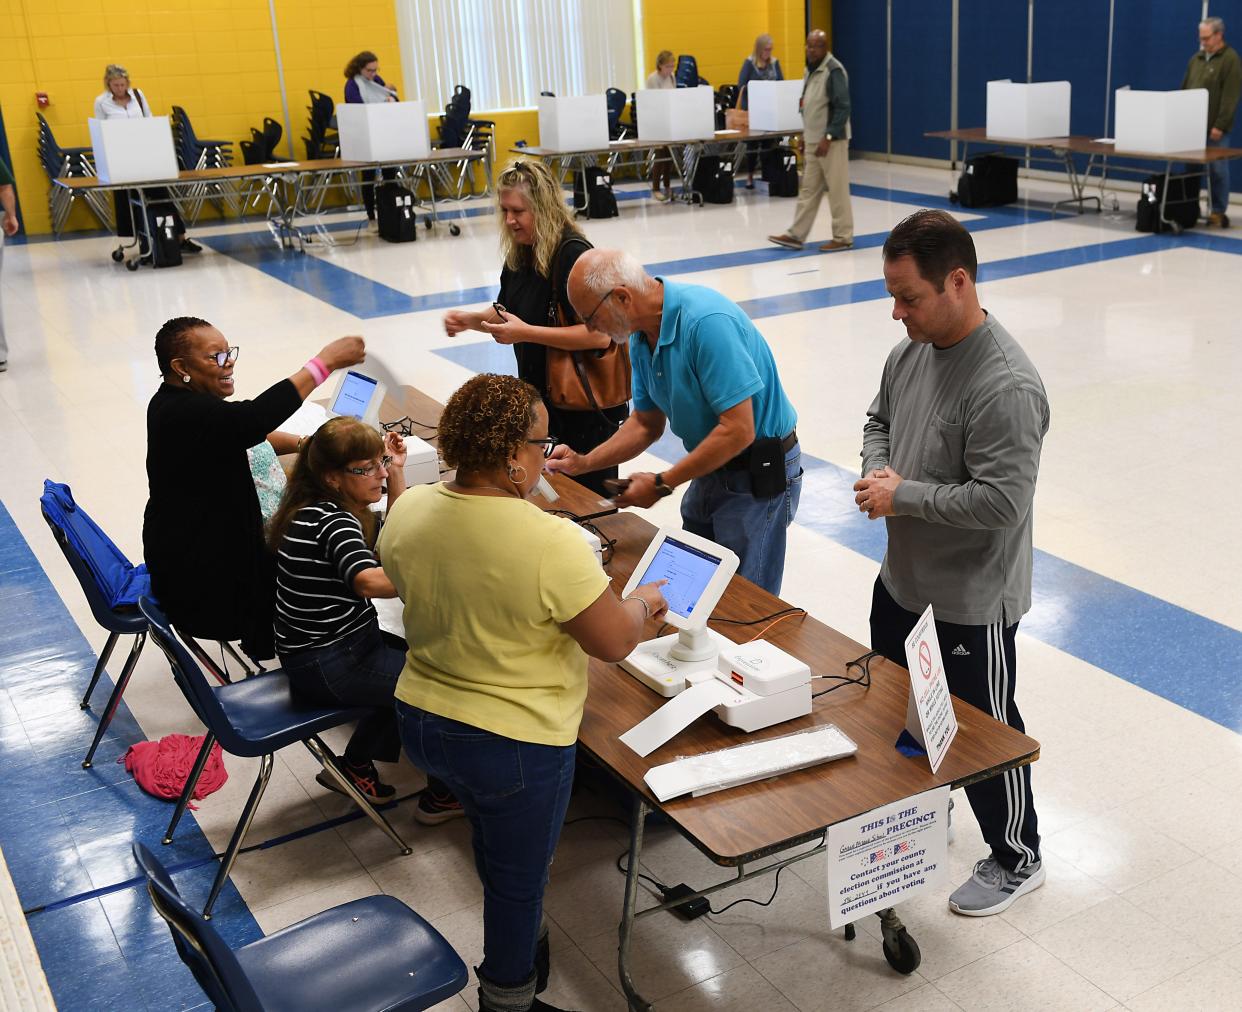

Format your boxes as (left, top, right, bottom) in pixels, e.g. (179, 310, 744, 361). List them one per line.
(508, 464, 528, 486)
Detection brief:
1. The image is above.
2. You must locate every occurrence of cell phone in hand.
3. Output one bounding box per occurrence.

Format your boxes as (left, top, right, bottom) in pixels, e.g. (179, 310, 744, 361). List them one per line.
(492, 302, 507, 319)
(602, 478, 631, 498)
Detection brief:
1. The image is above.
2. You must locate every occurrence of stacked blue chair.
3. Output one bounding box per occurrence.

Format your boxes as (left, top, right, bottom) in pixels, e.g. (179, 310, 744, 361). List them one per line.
(139, 597, 412, 918)
(36, 112, 113, 233)
(171, 105, 238, 221)
(432, 84, 495, 203)
(133, 842, 468, 1011)
(39, 480, 150, 768)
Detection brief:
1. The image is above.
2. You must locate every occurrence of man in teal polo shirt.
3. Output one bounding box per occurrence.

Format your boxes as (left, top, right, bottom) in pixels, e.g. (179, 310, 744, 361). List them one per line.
(547, 248, 801, 595)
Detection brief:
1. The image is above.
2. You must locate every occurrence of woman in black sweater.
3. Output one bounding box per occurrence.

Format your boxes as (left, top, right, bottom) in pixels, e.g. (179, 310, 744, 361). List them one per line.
(142, 316, 364, 660)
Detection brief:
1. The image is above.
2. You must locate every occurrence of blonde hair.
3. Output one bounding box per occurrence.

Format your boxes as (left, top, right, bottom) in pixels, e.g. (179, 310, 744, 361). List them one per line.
(656, 50, 675, 71)
(753, 34, 774, 65)
(103, 64, 130, 88)
(496, 159, 585, 278)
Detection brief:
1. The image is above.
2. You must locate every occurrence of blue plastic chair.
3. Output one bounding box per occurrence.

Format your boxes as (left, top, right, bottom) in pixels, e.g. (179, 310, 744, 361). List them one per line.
(39, 482, 150, 769)
(139, 597, 412, 917)
(133, 842, 468, 1011)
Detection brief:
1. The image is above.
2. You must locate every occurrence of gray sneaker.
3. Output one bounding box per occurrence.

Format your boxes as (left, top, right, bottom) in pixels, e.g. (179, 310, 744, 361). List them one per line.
(948, 857, 1044, 916)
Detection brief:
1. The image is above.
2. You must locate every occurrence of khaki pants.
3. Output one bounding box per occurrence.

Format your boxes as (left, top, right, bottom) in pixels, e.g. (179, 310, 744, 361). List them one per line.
(787, 138, 854, 244)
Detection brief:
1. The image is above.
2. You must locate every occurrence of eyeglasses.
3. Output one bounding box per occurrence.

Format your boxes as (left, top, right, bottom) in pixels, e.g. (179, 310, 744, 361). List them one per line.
(207, 347, 240, 367)
(343, 455, 392, 476)
(526, 437, 557, 459)
(582, 289, 617, 329)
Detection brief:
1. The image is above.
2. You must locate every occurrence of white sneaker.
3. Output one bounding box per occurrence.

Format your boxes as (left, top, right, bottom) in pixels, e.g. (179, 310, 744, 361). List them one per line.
(653, 190, 670, 203)
(949, 857, 1044, 916)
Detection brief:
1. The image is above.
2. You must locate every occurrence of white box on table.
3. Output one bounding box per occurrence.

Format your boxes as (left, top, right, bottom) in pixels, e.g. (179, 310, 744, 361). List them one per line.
(747, 80, 804, 132)
(985, 80, 1071, 139)
(402, 434, 439, 487)
(636, 86, 716, 141)
(336, 101, 430, 161)
(88, 117, 180, 183)
(1114, 89, 1208, 153)
(536, 94, 610, 151)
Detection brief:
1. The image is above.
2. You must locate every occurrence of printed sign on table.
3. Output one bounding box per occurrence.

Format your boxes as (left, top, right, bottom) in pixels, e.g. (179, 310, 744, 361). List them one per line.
(903, 603, 958, 774)
(825, 786, 950, 928)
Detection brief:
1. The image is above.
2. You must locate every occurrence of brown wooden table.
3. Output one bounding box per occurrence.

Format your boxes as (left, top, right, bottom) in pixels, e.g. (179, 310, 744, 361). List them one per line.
(927, 126, 1242, 224)
(55, 147, 490, 263)
(382, 386, 1039, 1009)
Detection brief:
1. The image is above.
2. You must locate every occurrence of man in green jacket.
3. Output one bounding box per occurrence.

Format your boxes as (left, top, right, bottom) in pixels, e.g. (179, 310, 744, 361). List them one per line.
(768, 29, 854, 253)
(1183, 15, 1240, 226)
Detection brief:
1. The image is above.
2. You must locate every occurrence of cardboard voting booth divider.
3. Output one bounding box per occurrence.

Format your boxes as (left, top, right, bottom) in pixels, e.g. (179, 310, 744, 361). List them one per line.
(536, 94, 610, 152)
(636, 86, 716, 141)
(985, 80, 1071, 139)
(336, 101, 431, 161)
(89, 117, 180, 184)
(1115, 89, 1208, 153)
(747, 80, 804, 132)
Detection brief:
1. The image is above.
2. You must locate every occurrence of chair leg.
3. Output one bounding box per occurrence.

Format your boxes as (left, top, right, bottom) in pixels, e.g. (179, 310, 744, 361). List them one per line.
(204, 752, 274, 919)
(81, 631, 119, 710)
(82, 631, 145, 769)
(221, 641, 260, 677)
(304, 736, 411, 856)
(164, 732, 216, 844)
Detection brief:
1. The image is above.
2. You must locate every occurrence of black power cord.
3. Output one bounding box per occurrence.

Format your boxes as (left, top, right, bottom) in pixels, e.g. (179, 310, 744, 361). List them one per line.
(546, 508, 618, 565)
(812, 649, 879, 699)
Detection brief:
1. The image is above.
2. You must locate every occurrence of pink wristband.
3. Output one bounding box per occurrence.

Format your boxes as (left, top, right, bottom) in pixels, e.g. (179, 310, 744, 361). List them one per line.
(305, 356, 330, 386)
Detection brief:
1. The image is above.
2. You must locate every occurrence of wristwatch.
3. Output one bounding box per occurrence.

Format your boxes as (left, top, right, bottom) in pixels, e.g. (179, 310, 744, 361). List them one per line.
(653, 473, 674, 498)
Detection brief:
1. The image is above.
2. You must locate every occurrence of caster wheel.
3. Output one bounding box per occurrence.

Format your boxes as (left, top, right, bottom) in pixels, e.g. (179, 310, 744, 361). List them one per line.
(1169, 221, 1183, 235)
(111, 248, 125, 262)
(423, 218, 433, 231)
(883, 928, 921, 974)
(126, 259, 139, 271)
(449, 223, 461, 236)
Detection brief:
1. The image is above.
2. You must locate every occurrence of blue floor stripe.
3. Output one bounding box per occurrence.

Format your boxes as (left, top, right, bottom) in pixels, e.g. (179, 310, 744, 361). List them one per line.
(429, 337, 1242, 733)
(0, 501, 260, 1010)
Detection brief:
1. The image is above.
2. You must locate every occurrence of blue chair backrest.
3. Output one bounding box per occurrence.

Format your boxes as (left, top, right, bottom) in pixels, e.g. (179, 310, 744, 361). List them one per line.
(39, 480, 149, 612)
(139, 597, 243, 752)
(676, 54, 700, 88)
(132, 842, 264, 1012)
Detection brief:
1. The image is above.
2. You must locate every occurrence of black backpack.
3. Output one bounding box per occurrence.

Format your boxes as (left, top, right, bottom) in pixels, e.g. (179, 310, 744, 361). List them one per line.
(951, 154, 1018, 208)
(376, 183, 418, 243)
(761, 146, 799, 197)
(1135, 172, 1200, 233)
(145, 203, 182, 268)
(572, 167, 618, 219)
(693, 155, 734, 204)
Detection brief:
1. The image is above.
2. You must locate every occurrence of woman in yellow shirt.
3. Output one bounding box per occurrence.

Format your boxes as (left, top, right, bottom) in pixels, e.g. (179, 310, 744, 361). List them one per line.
(379, 374, 666, 1012)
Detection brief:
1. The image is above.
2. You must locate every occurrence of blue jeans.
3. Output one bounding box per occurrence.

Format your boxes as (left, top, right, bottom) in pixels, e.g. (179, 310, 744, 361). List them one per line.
(279, 620, 403, 764)
(680, 444, 803, 596)
(1207, 133, 1232, 215)
(395, 702, 576, 987)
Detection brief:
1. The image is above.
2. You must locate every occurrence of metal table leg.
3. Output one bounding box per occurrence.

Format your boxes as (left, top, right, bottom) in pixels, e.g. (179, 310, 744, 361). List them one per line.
(618, 795, 653, 1011)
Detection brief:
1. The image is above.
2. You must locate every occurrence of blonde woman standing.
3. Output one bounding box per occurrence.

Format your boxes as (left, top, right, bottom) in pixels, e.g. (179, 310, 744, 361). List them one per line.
(442, 159, 628, 495)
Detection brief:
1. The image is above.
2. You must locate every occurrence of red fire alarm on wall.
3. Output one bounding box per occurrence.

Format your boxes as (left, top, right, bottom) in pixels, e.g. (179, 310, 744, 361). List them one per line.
(36, 92, 49, 108)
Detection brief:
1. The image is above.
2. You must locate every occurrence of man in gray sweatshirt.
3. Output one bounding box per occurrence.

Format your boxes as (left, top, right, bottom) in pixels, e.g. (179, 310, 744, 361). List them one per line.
(855, 209, 1048, 917)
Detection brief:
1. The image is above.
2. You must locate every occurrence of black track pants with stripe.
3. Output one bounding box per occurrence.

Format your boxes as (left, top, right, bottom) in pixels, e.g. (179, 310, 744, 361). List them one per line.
(869, 577, 1041, 872)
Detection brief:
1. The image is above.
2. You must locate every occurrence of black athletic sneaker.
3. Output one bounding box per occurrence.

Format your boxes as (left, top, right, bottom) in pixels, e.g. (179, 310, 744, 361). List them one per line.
(315, 759, 396, 805)
(414, 787, 465, 825)
(180, 238, 203, 254)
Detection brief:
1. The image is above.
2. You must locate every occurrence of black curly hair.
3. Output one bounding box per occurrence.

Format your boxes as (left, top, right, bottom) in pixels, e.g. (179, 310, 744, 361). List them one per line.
(438, 374, 541, 473)
(155, 316, 212, 377)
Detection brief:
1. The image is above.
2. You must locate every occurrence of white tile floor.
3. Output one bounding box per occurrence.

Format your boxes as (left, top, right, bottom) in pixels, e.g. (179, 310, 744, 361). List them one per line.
(2, 159, 1241, 1010)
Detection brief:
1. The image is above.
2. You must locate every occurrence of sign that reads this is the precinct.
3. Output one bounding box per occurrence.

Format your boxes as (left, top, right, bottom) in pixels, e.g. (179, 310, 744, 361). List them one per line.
(825, 786, 950, 928)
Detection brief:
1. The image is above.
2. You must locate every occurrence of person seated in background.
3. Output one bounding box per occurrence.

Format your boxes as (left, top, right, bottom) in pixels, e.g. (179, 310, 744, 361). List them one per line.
(142, 318, 364, 662)
(379, 373, 668, 1012)
(343, 50, 398, 229)
(267, 416, 459, 821)
(735, 33, 784, 188)
(93, 64, 200, 258)
(442, 159, 629, 497)
(644, 50, 677, 201)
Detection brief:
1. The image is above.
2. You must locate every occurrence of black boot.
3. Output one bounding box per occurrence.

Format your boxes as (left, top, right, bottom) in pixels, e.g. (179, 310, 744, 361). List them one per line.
(535, 930, 549, 994)
(476, 966, 577, 1012)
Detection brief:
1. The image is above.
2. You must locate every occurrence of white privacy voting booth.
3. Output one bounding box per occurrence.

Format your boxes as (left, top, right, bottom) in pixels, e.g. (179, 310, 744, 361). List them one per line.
(336, 101, 431, 161)
(985, 80, 1071, 139)
(1115, 89, 1208, 153)
(88, 117, 180, 184)
(746, 80, 804, 132)
(636, 86, 716, 141)
(536, 94, 610, 151)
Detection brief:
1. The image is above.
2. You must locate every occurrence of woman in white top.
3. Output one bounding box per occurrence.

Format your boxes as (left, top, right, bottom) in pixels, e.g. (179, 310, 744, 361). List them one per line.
(643, 51, 677, 201)
(93, 64, 199, 257)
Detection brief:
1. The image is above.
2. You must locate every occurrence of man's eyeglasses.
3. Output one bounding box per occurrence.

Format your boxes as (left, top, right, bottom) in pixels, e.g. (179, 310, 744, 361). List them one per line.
(344, 456, 392, 476)
(526, 437, 557, 459)
(207, 347, 240, 367)
(582, 289, 617, 330)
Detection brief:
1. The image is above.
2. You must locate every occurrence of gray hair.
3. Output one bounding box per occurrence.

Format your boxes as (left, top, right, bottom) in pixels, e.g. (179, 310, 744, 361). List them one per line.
(1202, 16, 1225, 35)
(103, 64, 129, 87)
(577, 250, 651, 298)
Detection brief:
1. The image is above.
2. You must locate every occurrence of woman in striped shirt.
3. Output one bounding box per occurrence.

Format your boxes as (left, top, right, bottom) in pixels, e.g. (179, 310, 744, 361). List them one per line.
(268, 417, 416, 805)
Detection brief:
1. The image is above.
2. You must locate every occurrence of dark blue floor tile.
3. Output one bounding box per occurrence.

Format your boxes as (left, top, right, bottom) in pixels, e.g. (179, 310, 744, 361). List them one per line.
(45, 955, 151, 1012)
(126, 942, 212, 1010)
(2, 809, 94, 911)
(22, 703, 144, 758)
(26, 897, 123, 966)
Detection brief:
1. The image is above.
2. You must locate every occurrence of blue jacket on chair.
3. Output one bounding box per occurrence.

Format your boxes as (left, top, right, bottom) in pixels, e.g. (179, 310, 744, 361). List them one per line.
(40, 480, 150, 609)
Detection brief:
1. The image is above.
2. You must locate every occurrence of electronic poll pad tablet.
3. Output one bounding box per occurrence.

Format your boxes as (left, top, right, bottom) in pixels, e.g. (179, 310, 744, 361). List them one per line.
(327, 369, 386, 428)
(622, 528, 739, 631)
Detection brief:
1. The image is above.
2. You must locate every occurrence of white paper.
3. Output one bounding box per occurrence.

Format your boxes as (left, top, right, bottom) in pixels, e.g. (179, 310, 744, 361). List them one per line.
(826, 786, 950, 928)
(903, 604, 958, 774)
(279, 400, 330, 437)
(619, 679, 740, 757)
(372, 596, 405, 640)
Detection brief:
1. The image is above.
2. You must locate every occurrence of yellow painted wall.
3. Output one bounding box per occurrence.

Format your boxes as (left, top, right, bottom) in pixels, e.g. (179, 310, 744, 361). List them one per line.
(639, 0, 807, 91)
